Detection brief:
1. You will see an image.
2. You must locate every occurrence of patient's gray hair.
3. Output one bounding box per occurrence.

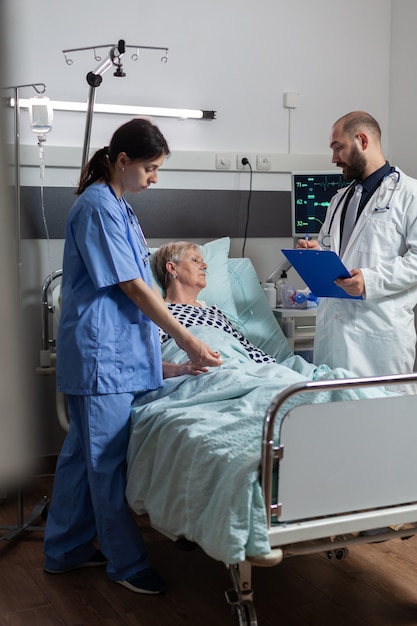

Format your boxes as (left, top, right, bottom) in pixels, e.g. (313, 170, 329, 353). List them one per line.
(152, 241, 201, 295)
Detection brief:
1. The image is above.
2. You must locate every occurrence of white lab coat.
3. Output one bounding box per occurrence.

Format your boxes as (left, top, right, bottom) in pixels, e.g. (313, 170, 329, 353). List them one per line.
(314, 168, 417, 392)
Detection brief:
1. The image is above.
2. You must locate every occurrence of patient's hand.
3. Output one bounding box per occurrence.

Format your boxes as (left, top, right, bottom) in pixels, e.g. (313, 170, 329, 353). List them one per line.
(162, 360, 209, 378)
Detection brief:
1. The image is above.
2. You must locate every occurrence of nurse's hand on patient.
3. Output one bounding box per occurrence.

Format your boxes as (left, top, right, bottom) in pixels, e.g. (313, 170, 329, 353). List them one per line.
(162, 360, 209, 378)
(178, 338, 223, 369)
(334, 268, 365, 297)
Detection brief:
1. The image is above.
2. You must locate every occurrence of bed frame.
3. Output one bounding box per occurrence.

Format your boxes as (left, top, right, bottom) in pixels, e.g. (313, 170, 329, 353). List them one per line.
(227, 373, 417, 626)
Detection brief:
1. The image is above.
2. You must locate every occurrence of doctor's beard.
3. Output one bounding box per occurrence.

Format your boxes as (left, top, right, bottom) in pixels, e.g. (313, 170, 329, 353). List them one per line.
(338, 144, 367, 181)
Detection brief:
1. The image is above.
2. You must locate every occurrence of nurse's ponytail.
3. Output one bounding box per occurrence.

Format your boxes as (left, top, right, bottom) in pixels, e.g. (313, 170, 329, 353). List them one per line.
(76, 148, 110, 195)
(76, 118, 170, 196)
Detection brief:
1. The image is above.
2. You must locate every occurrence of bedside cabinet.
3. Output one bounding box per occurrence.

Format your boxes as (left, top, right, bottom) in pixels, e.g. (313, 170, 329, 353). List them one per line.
(273, 307, 317, 363)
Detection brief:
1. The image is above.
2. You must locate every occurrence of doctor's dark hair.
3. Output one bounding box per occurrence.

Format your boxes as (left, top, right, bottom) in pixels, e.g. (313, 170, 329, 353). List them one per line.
(336, 111, 382, 143)
(76, 118, 170, 195)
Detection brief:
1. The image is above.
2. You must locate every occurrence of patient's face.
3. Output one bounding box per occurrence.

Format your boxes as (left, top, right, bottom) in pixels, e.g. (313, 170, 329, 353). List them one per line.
(175, 249, 208, 291)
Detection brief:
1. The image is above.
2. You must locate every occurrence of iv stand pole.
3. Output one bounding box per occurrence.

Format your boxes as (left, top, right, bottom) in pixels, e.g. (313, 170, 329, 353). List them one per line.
(5, 83, 46, 307)
(81, 40, 126, 169)
(0, 82, 50, 544)
(64, 38, 170, 169)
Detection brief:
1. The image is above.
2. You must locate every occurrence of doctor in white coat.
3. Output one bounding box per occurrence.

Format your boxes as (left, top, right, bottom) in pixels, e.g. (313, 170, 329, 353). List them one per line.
(298, 111, 417, 392)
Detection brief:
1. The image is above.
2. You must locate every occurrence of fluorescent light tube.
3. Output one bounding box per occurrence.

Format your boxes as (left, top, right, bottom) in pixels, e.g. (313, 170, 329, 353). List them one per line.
(10, 98, 216, 120)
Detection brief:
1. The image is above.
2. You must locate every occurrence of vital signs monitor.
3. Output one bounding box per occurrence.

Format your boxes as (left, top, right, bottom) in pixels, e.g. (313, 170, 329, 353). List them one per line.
(291, 171, 350, 238)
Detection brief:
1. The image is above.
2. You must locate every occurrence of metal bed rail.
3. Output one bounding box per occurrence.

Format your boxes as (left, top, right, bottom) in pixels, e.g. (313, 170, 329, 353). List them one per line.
(39, 268, 63, 371)
(261, 371, 417, 529)
(37, 269, 69, 432)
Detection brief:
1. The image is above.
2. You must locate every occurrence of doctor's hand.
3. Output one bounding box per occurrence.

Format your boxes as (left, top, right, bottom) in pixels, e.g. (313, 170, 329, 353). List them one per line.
(334, 268, 365, 297)
(296, 238, 321, 249)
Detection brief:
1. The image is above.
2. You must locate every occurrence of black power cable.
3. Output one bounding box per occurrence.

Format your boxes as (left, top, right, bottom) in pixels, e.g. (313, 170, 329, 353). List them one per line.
(241, 157, 253, 257)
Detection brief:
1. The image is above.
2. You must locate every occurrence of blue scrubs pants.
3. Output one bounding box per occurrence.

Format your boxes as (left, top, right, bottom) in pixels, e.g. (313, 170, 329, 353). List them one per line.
(44, 392, 149, 580)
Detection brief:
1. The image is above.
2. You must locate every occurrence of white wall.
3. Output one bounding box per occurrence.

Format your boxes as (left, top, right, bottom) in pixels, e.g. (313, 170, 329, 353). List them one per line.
(389, 0, 417, 177)
(4, 0, 392, 153)
(5, 0, 417, 453)
(4, 0, 394, 284)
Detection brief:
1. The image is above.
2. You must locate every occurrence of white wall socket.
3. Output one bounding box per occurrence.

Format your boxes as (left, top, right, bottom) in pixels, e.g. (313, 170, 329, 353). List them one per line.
(215, 153, 232, 169)
(236, 153, 255, 169)
(256, 154, 272, 170)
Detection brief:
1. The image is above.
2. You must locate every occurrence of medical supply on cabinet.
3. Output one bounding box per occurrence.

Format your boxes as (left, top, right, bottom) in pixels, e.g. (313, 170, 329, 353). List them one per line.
(280, 284, 319, 309)
(263, 282, 277, 308)
(276, 270, 289, 307)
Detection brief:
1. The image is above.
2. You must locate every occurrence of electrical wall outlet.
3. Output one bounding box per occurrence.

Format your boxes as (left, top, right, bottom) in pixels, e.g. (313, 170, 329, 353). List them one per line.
(215, 153, 232, 169)
(236, 154, 254, 170)
(256, 154, 272, 170)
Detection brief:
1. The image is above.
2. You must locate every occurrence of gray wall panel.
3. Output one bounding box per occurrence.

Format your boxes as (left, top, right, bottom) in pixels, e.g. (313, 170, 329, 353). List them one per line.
(20, 187, 291, 239)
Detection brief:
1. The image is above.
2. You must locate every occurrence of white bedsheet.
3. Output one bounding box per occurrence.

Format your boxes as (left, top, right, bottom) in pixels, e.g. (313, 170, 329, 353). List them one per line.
(126, 325, 390, 564)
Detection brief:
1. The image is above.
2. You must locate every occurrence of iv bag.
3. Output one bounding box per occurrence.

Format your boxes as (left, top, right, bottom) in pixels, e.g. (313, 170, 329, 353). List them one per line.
(28, 96, 53, 137)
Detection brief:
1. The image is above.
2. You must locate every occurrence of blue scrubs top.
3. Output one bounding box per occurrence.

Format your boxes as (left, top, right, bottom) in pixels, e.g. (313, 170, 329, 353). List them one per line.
(56, 183, 163, 395)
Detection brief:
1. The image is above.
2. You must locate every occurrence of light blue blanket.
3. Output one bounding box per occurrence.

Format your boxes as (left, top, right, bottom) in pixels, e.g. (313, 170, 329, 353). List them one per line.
(126, 325, 389, 565)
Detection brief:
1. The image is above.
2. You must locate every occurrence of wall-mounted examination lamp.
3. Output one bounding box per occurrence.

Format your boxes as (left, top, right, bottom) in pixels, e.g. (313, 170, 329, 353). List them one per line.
(265, 258, 292, 284)
(9, 98, 216, 121)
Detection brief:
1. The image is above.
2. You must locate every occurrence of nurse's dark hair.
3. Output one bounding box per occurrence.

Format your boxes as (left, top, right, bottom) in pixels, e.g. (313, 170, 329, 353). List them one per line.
(336, 111, 382, 143)
(76, 117, 170, 195)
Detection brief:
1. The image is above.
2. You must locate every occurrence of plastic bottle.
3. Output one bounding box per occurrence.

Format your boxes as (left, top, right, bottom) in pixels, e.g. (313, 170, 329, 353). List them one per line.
(263, 282, 277, 308)
(276, 270, 289, 307)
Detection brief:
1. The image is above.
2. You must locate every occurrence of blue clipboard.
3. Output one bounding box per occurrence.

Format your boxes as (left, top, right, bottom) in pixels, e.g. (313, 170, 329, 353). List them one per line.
(281, 249, 363, 300)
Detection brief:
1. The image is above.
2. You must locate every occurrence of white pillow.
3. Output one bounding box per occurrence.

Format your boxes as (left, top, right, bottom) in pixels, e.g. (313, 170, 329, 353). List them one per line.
(228, 257, 293, 362)
(150, 237, 238, 318)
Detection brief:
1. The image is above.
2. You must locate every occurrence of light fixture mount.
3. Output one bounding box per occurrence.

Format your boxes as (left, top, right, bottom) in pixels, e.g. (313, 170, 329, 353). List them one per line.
(60, 39, 215, 168)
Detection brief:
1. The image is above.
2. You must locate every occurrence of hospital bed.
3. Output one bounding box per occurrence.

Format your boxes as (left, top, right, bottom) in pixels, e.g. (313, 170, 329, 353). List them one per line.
(40, 238, 417, 626)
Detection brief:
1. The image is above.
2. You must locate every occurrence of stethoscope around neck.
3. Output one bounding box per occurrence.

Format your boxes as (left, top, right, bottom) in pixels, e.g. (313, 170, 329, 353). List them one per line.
(107, 185, 151, 266)
(319, 167, 401, 250)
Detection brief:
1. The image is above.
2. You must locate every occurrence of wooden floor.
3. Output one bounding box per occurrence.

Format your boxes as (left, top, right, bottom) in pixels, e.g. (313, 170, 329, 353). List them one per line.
(2, 476, 417, 626)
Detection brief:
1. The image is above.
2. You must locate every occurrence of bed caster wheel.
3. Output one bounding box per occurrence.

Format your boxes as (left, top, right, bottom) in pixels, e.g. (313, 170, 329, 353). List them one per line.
(40, 496, 49, 520)
(233, 601, 258, 626)
(335, 548, 349, 560)
(326, 548, 349, 560)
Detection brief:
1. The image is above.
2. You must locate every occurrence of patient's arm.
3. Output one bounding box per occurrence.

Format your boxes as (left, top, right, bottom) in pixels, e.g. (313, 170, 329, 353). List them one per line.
(162, 360, 208, 379)
(119, 277, 222, 368)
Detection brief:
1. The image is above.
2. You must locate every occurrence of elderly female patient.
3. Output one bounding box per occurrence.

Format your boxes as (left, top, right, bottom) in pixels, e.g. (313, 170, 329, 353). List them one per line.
(152, 241, 278, 367)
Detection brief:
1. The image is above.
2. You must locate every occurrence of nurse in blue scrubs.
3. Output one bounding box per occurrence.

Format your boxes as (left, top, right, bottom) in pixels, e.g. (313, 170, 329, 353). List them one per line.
(43, 118, 222, 595)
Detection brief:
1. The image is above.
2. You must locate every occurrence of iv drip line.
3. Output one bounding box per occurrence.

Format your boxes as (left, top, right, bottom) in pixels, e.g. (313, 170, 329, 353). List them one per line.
(37, 140, 54, 293)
